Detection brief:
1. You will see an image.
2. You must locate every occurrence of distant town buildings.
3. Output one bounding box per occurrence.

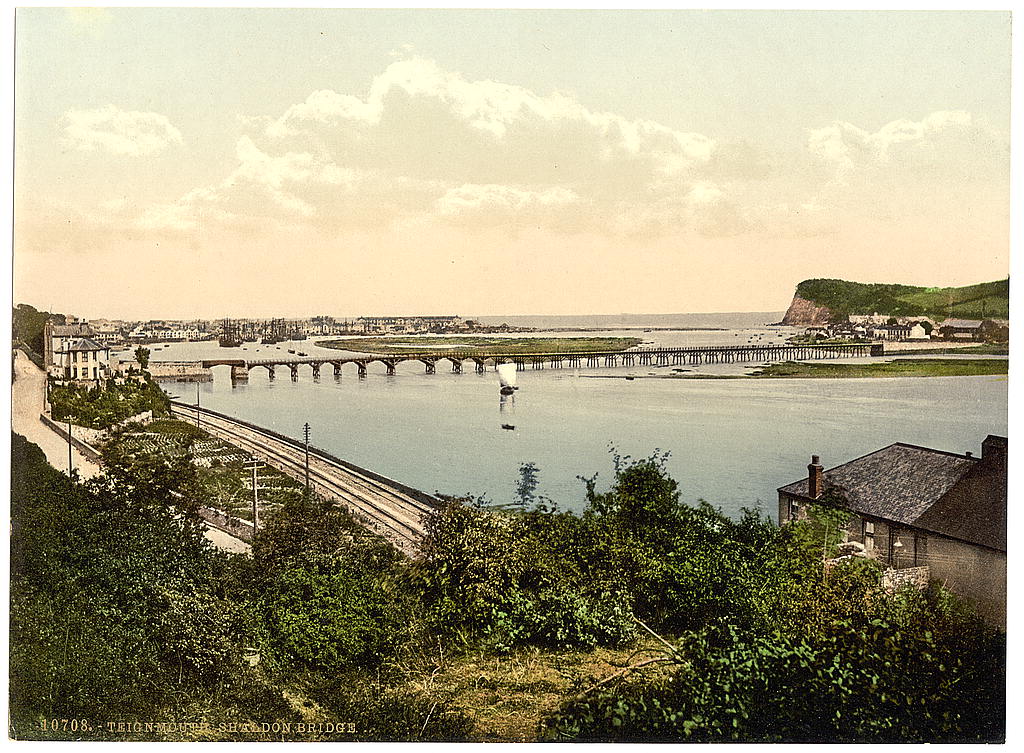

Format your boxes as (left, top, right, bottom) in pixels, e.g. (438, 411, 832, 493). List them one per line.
(355, 316, 467, 334)
(128, 323, 210, 342)
(802, 314, 1006, 343)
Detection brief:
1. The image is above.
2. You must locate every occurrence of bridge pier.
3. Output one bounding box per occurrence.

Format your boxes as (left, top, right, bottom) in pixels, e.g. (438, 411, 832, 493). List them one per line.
(289, 364, 299, 380)
(382, 359, 397, 376)
(265, 365, 275, 380)
(532, 359, 543, 369)
(231, 364, 249, 381)
(451, 359, 462, 374)
(473, 359, 486, 373)
(311, 363, 321, 379)
(420, 359, 435, 375)
(356, 362, 367, 377)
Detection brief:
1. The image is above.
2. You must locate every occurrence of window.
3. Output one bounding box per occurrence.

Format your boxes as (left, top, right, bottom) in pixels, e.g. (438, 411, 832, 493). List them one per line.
(788, 498, 800, 521)
(863, 520, 875, 552)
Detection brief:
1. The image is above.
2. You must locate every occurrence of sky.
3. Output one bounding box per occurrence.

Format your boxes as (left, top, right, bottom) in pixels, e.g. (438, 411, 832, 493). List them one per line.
(12, 8, 1013, 320)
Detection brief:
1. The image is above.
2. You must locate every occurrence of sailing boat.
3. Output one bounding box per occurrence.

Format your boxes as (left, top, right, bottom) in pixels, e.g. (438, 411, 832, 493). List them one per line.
(497, 362, 518, 395)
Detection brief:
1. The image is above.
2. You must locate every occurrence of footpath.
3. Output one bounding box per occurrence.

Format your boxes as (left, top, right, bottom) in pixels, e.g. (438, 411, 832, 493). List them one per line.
(11, 351, 249, 554)
(12, 350, 100, 479)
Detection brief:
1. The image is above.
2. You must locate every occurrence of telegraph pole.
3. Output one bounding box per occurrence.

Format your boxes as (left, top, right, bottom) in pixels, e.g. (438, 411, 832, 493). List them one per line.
(67, 417, 73, 476)
(195, 381, 201, 429)
(303, 422, 311, 491)
(244, 458, 264, 533)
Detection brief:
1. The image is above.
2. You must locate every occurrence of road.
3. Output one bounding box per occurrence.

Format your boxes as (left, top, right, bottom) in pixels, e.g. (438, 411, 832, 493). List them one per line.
(12, 350, 100, 479)
(12, 351, 249, 553)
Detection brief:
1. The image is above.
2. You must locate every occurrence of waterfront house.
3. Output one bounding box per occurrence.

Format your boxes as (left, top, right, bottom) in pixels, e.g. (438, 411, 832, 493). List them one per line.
(938, 318, 983, 340)
(777, 436, 1007, 626)
(53, 337, 112, 383)
(868, 323, 913, 341)
(907, 322, 931, 340)
(44, 321, 95, 376)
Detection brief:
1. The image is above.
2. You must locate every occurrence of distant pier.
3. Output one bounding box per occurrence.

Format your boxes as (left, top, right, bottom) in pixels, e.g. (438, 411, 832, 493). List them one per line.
(153, 342, 883, 382)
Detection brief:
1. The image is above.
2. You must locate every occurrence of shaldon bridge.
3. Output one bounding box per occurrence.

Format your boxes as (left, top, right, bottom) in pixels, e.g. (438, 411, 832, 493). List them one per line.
(188, 342, 884, 381)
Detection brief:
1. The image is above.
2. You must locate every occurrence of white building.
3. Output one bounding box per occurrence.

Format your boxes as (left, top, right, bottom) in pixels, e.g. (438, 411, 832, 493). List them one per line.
(44, 321, 95, 376)
(53, 337, 111, 383)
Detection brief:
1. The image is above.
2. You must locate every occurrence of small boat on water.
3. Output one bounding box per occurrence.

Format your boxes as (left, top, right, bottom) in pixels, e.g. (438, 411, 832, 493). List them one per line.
(501, 423, 516, 431)
(298, 351, 308, 357)
(497, 363, 518, 395)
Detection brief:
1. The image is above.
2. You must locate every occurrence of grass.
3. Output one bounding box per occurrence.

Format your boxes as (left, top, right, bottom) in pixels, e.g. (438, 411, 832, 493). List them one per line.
(886, 344, 1009, 356)
(747, 358, 1008, 379)
(315, 336, 643, 355)
(392, 639, 666, 742)
(795, 278, 1009, 320)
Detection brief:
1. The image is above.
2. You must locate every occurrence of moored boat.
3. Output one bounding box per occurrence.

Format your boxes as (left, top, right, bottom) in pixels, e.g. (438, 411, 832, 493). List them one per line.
(497, 362, 518, 395)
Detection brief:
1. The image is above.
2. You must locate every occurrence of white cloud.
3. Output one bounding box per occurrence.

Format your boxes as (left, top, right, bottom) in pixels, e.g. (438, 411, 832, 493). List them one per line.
(437, 184, 578, 215)
(60, 105, 183, 156)
(807, 110, 983, 182)
(264, 57, 715, 179)
(128, 62, 999, 243)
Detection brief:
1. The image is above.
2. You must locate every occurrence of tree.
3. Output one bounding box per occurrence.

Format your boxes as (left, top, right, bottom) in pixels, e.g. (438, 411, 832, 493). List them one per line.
(134, 346, 151, 370)
(514, 462, 540, 508)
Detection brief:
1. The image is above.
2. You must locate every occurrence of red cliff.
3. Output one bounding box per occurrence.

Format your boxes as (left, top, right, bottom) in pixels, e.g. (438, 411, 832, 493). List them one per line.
(780, 295, 836, 326)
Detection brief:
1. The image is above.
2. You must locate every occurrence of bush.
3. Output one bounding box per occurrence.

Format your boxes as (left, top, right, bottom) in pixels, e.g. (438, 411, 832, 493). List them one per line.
(9, 433, 290, 735)
(49, 378, 170, 430)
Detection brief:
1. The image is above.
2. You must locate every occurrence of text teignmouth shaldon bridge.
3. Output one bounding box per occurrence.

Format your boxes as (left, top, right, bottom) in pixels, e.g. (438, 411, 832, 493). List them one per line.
(191, 342, 884, 381)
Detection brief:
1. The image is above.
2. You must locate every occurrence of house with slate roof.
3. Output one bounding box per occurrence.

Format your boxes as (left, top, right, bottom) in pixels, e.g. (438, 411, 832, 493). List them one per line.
(778, 436, 1007, 626)
(52, 337, 112, 383)
(938, 318, 984, 340)
(43, 320, 94, 374)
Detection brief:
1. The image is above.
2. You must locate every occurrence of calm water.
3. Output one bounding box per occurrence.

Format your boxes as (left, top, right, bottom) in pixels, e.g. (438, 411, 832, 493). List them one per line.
(145, 321, 1008, 519)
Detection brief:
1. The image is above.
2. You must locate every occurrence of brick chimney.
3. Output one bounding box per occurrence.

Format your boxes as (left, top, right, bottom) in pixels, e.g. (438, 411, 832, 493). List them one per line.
(981, 435, 1007, 469)
(808, 455, 824, 499)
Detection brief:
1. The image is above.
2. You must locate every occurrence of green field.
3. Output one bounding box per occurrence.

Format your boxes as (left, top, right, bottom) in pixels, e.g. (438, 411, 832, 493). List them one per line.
(886, 344, 1009, 356)
(315, 336, 643, 354)
(795, 278, 1008, 320)
(748, 358, 1008, 379)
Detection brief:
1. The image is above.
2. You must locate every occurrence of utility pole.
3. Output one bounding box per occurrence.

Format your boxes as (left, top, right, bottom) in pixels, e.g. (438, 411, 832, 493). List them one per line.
(67, 417, 73, 476)
(303, 422, 311, 491)
(195, 381, 201, 429)
(244, 458, 264, 533)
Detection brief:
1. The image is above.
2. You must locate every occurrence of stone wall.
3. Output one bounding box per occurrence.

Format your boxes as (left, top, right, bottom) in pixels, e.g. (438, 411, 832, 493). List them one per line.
(882, 565, 931, 592)
(926, 537, 1006, 627)
(39, 414, 104, 465)
(198, 506, 255, 543)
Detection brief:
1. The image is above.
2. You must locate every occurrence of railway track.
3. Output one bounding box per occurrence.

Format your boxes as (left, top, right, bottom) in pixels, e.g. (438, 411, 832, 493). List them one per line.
(169, 402, 439, 554)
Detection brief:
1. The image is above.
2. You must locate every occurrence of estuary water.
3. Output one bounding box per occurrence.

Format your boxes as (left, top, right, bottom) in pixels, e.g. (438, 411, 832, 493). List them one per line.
(142, 315, 1008, 520)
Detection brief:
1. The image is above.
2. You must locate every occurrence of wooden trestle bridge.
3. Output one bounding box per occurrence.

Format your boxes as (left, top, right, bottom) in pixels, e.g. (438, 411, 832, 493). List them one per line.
(187, 342, 883, 381)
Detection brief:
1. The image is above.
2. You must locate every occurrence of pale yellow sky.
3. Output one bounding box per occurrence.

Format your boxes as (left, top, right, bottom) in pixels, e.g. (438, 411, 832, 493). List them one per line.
(12, 9, 1012, 319)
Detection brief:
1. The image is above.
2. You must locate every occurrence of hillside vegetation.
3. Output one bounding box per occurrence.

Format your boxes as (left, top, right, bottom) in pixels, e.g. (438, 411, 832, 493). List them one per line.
(795, 278, 1008, 320)
(9, 435, 1004, 742)
(13, 304, 65, 355)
